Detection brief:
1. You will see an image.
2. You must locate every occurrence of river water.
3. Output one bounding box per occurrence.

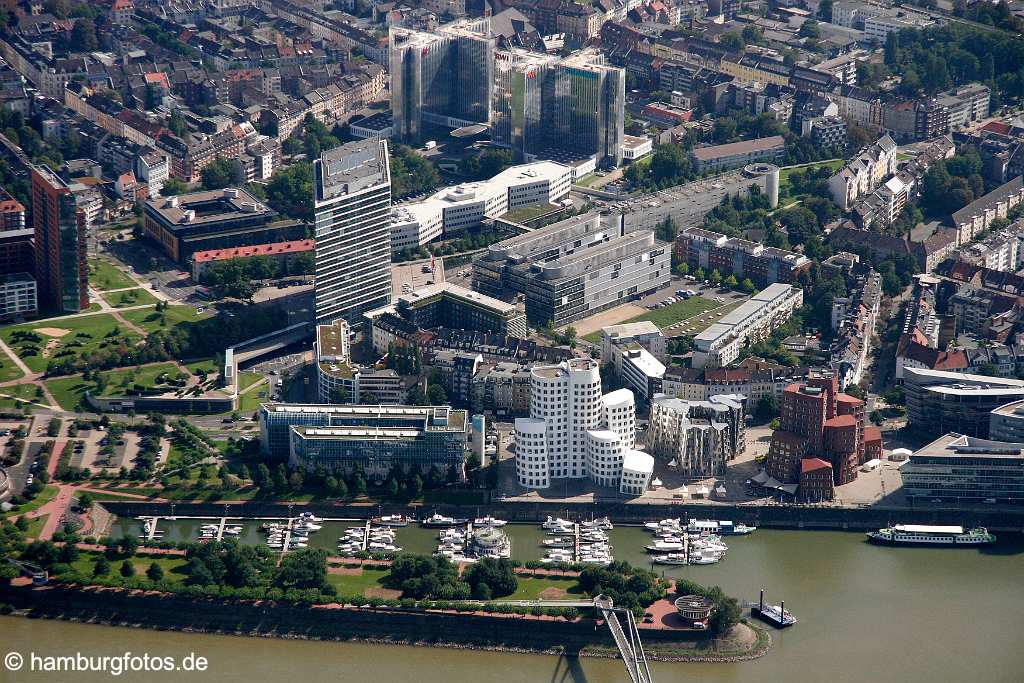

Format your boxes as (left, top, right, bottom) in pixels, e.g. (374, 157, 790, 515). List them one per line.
(4, 527, 1023, 682)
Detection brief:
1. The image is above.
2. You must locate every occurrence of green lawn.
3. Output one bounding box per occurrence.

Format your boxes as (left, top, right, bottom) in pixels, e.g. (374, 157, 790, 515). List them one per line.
(620, 296, 720, 330)
(88, 258, 137, 291)
(238, 372, 264, 391)
(0, 345, 25, 381)
(0, 382, 46, 409)
(184, 359, 219, 377)
(0, 313, 140, 373)
(25, 513, 47, 538)
(669, 300, 744, 337)
(99, 288, 159, 309)
(122, 305, 211, 335)
(502, 203, 559, 224)
(2, 485, 59, 519)
(70, 551, 189, 583)
(325, 567, 392, 596)
(239, 388, 267, 412)
(45, 361, 183, 410)
(778, 159, 844, 204)
(504, 575, 584, 601)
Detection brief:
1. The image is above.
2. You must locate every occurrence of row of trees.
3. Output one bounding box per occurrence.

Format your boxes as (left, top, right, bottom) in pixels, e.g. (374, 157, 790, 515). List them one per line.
(387, 555, 517, 601)
(197, 253, 315, 299)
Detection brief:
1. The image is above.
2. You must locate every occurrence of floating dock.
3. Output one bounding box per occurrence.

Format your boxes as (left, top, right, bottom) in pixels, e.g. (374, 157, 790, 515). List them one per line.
(751, 589, 796, 628)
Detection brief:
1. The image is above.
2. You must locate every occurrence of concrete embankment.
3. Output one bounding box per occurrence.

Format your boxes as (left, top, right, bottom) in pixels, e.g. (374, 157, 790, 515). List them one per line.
(0, 585, 751, 662)
(97, 500, 1024, 533)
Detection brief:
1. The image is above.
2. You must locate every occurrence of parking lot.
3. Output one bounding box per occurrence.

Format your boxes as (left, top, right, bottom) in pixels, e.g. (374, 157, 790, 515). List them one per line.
(392, 259, 446, 296)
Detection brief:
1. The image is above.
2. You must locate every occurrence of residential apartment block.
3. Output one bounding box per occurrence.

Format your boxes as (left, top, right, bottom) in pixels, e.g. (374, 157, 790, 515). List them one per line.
(692, 284, 804, 369)
(673, 226, 810, 288)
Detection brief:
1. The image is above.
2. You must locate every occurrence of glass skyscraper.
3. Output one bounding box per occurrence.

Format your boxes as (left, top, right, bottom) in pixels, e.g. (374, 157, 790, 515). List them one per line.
(390, 19, 494, 142)
(313, 139, 393, 327)
(31, 165, 88, 313)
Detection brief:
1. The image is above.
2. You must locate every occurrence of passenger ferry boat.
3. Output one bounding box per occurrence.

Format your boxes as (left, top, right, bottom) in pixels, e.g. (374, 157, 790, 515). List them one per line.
(866, 524, 996, 546)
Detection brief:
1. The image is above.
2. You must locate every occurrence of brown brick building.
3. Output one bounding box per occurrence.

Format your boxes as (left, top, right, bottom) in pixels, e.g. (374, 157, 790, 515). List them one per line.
(799, 458, 835, 501)
(766, 369, 865, 487)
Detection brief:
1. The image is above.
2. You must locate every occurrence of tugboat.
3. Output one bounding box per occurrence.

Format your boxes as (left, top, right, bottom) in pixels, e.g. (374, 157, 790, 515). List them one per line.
(867, 524, 996, 546)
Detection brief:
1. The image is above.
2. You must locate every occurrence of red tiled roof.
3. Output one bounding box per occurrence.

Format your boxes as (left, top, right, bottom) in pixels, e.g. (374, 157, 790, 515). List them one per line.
(193, 239, 314, 264)
(980, 121, 1011, 135)
(0, 198, 25, 213)
(835, 393, 863, 405)
(801, 457, 832, 474)
(864, 426, 882, 444)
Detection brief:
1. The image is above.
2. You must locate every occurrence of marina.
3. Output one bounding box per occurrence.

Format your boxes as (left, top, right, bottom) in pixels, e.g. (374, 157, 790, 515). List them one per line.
(4, 528, 1023, 683)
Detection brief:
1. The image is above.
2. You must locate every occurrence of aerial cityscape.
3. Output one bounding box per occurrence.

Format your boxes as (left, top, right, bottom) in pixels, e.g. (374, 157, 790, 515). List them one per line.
(0, 0, 1022, 680)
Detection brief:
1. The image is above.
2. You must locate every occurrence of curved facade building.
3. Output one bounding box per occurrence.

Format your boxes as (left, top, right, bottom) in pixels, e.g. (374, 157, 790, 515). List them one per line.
(515, 359, 652, 494)
(514, 417, 550, 489)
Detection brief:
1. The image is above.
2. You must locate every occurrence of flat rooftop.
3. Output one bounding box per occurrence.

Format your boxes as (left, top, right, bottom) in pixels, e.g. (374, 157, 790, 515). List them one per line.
(397, 281, 519, 316)
(691, 136, 785, 161)
(912, 433, 1024, 460)
(146, 187, 272, 228)
(193, 239, 313, 264)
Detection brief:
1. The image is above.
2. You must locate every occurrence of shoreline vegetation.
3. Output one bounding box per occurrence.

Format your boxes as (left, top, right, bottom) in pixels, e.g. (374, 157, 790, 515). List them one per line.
(0, 606, 772, 664)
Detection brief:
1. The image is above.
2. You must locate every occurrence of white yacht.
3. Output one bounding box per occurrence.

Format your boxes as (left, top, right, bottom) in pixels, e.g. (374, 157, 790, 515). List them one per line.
(543, 516, 572, 530)
(473, 515, 507, 528)
(652, 553, 688, 565)
(646, 540, 685, 552)
(867, 525, 996, 546)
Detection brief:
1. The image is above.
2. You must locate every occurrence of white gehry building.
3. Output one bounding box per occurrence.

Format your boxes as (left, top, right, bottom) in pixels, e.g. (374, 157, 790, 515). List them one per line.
(514, 360, 653, 495)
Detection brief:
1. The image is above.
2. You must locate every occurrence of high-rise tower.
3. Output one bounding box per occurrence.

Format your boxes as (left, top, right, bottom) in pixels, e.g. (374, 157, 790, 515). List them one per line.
(31, 165, 87, 313)
(313, 139, 393, 326)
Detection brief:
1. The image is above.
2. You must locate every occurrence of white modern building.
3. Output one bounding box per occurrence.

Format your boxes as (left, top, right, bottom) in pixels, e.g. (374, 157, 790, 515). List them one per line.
(0, 272, 37, 321)
(313, 139, 393, 326)
(828, 134, 898, 210)
(389, 161, 572, 252)
(601, 320, 665, 367)
(692, 284, 804, 368)
(514, 359, 653, 495)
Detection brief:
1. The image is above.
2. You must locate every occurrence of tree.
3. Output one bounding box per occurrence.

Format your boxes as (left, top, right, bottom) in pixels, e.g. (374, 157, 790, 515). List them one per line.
(93, 556, 111, 576)
(160, 177, 188, 196)
(719, 31, 744, 52)
(200, 157, 239, 190)
(274, 548, 328, 590)
(71, 17, 98, 51)
(147, 562, 165, 581)
(708, 269, 722, 286)
(798, 20, 821, 39)
(723, 274, 738, 289)
(120, 560, 135, 578)
(675, 262, 689, 277)
(77, 492, 94, 511)
(740, 278, 756, 293)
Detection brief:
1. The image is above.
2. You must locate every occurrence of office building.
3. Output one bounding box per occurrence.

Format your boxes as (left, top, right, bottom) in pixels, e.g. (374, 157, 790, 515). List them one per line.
(0, 272, 37, 320)
(647, 393, 746, 477)
(260, 403, 468, 473)
(366, 281, 528, 338)
(259, 403, 467, 478)
(673, 227, 810, 289)
(313, 139, 393, 326)
(904, 367, 1024, 439)
(190, 239, 314, 280)
(390, 161, 571, 251)
(692, 284, 803, 369)
(315, 319, 404, 405)
(901, 433, 1024, 504)
(799, 458, 835, 502)
(765, 370, 866, 486)
(143, 188, 304, 263)
(990, 400, 1024, 443)
(514, 359, 653, 494)
(474, 211, 669, 327)
(31, 165, 87, 313)
(619, 346, 666, 402)
(689, 136, 785, 173)
(390, 19, 494, 142)
(601, 321, 665, 368)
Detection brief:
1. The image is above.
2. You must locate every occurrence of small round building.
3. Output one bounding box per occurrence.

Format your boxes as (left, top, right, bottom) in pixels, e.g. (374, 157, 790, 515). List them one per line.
(674, 595, 715, 629)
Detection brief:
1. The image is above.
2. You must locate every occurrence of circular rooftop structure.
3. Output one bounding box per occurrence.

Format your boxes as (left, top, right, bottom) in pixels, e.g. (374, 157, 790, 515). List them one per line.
(674, 595, 714, 620)
(743, 163, 780, 177)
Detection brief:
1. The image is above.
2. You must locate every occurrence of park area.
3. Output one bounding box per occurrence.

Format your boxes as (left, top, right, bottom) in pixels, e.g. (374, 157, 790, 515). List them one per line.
(44, 362, 193, 410)
(88, 258, 138, 292)
(99, 288, 159, 309)
(582, 296, 720, 343)
(0, 313, 141, 373)
(121, 305, 211, 334)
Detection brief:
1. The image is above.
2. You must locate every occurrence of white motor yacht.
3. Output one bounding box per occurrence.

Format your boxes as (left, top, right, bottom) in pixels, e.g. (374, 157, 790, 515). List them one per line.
(473, 516, 507, 528)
